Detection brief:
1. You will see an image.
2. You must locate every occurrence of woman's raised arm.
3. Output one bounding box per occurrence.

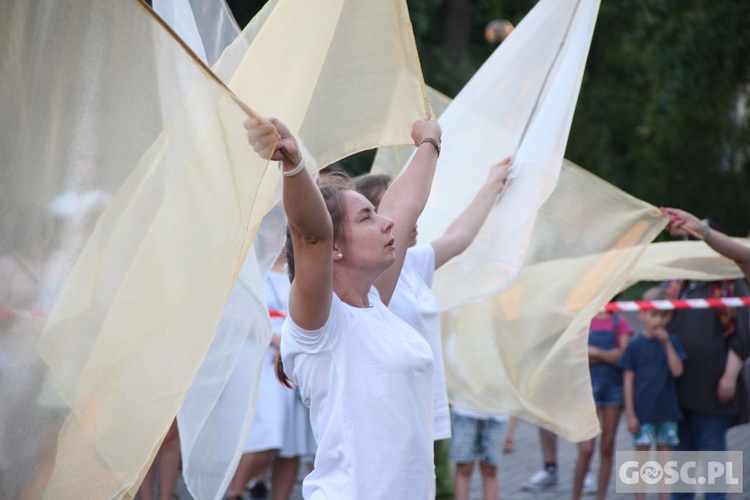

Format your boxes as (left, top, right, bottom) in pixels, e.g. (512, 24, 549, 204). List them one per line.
(374, 116, 441, 304)
(430, 158, 510, 270)
(246, 118, 333, 330)
(663, 207, 750, 281)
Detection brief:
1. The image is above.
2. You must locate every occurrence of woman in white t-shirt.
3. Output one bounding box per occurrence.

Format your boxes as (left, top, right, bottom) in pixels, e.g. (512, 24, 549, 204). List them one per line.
(354, 159, 510, 495)
(245, 115, 441, 499)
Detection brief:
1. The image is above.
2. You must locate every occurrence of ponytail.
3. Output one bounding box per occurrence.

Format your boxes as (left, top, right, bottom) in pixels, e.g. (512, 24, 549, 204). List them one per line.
(274, 350, 294, 389)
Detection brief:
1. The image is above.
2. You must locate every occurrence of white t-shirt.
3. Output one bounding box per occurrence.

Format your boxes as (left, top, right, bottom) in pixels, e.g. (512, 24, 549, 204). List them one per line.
(281, 287, 435, 499)
(388, 245, 451, 440)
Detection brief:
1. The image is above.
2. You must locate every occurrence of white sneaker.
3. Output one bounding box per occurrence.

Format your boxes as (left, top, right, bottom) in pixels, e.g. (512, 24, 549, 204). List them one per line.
(583, 471, 598, 495)
(521, 469, 557, 491)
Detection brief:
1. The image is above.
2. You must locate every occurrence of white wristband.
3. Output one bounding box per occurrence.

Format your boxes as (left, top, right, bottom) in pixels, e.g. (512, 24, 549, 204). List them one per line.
(279, 157, 305, 177)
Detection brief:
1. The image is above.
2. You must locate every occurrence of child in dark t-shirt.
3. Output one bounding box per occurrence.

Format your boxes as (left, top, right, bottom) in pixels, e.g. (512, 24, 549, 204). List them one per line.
(620, 288, 687, 467)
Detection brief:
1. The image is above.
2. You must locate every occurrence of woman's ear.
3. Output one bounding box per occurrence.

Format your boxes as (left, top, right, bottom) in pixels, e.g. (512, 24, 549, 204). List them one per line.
(332, 243, 344, 261)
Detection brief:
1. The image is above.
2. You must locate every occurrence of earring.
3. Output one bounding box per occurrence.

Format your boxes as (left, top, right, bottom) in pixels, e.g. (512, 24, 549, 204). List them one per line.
(337, 253, 343, 259)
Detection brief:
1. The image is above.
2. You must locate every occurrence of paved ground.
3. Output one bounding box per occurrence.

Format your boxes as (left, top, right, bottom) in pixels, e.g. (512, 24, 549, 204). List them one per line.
(173, 417, 749, 499)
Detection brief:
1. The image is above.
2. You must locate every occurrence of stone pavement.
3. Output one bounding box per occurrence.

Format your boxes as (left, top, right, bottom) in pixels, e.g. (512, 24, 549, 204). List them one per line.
(174, 417, 749, 499)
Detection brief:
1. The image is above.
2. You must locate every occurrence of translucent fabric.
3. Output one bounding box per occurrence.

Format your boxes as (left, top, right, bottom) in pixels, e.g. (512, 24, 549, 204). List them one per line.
(371, 86, 452, 177)
(0, 0, 283, 497)
(427, 0, 601, 310)
(152, 0, 240, 66)
(441, 162, 666, 441)
(370, 0, 683, 440)
(213, 0, 431, 170)
(150, 3, 269, 498)
(629, 239, 749, 283)
(149, 1, 433, 498)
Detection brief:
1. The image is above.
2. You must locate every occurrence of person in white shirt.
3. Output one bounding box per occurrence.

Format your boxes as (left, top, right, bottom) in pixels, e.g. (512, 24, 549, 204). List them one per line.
(245, 114, 441, 499)
(355, 159, 510, 498)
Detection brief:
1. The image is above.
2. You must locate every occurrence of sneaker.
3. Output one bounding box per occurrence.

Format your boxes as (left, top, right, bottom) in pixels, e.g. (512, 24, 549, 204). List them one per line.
(583, 471, 598, 495)
(247, 481, 267, 500)
(521, 469, 557, 491)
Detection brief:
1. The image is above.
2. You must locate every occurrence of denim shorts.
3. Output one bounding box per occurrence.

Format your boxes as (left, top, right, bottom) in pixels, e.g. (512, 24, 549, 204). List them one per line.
(449, 412, 506, 466)
(634, 421, 679, 447)
(590, 373, 624, 407)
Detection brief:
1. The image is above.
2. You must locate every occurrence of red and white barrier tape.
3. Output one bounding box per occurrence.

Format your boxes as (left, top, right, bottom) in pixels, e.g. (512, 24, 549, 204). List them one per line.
(605, 297, 750, 312)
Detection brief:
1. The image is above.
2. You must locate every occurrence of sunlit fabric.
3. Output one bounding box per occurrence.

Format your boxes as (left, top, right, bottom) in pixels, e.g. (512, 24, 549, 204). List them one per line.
(213, 0, 431, 171)
(372, 86, 452, 178)
(441, 162, 666, 441)
(418, 0, 601, 310)
(0, 0, 281, 497)
(372, 0, 607, 439)
(150, 3, 270, 499)
(373, 0, 659, 441)
(628, 239, 749, 284)
(154, 1, 432, 498)
(153, 0, 240, 67)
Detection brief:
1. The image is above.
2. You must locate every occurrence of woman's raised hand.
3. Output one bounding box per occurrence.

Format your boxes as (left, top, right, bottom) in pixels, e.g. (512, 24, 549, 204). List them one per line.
(487, 157, 512, 191)
(410, 115, 442, 148)
(661, 207, 704, 239)
(244, 117, 302, 167)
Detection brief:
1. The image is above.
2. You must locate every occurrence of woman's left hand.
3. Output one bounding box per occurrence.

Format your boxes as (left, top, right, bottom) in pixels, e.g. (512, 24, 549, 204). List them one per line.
(410, 115, 442, 147)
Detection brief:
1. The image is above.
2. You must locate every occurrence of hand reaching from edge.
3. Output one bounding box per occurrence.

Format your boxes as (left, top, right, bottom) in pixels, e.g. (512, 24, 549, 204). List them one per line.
(661, 207, 705, 239)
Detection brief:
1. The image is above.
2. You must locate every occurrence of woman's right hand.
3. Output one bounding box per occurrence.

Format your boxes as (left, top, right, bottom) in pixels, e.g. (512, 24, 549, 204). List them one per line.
(244, 117, 302, 168)
(661, 207, 704, 239)
(487, 157, 512, 191)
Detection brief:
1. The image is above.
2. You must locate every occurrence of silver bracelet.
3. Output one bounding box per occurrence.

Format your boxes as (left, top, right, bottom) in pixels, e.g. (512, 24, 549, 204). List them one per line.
(278, 157, 305, 177)
(701, 219, 710, 241)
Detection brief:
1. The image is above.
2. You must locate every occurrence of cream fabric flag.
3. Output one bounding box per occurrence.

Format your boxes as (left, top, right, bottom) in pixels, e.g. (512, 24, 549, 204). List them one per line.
(369, 6, 745, 441)
(441, 162, 666, 440)
(629, 239, 749, 283)
(153, 0, 240, 67)
(0, 0, 280, 497)
(372, 86, 452, 177)
(150, 3, 272, 498)
(155, 1, 432, 498)
(214, 0, 430, 170)
(419, 0, 601, 310)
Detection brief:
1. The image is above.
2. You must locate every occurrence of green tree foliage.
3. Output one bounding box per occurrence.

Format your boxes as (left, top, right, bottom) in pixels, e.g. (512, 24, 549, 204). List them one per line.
(228, 0, 750, 234)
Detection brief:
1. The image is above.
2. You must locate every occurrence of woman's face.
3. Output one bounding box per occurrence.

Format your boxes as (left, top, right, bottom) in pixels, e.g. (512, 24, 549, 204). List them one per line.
(337, 190, 396, 273)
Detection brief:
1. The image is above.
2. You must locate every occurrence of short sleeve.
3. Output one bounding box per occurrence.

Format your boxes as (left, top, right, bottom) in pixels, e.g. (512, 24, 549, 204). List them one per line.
(619, 341, 637, 371)
(282, 293, 345, 352)
(614, 313, 634, 338)
(407, 244, 436, 287)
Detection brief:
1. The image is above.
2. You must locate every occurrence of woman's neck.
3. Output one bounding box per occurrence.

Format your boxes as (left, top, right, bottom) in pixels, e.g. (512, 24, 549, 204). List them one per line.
(333, 267, 377, 308)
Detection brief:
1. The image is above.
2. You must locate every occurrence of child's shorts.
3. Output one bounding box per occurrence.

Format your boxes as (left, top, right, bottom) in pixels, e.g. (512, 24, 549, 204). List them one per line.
(590, 374, 624, 407)
(633, 421, 679, 447)
(449, 411, 506, 466)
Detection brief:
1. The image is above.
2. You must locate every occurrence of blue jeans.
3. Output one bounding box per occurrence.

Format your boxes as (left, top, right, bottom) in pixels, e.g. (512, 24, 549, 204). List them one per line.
(671, 410, 731, 500)
(449, 412, 506, 466)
